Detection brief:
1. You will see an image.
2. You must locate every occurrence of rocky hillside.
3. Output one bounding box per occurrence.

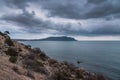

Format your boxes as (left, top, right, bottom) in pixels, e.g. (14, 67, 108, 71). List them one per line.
(0, 32, 106, 80)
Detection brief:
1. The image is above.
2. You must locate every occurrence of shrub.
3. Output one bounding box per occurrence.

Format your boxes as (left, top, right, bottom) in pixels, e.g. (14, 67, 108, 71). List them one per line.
(25, 45, 31, 49)
(6, 48, 18, 56)
(34, 67, 48, 74)
(9, 56, 17, 63)
(35, 60, 44, 67)
(5, 38, 14, 46)
(12, 66, 20, 74)
(62, 61, 76, 72)
(39, 52, 48, 61)
(19, 48, 22, 52)
(53, 70, 70, 80)
(24, 59, 44, 69)
(49, 59, 58, 65)
(96, 74, 106, 80)
(23, 58, 48, 74)
(27, 54, 35, 60)
(32, 48, 41, 54)
(27, 70, 35, 79)
(75, 69, 83, 79)
(0, 32, 5, 36)
(4, 31, 10, 35)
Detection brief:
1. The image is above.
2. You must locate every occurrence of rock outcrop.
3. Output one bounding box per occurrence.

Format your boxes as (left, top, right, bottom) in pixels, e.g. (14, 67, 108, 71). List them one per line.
(0, 32, 106, 80)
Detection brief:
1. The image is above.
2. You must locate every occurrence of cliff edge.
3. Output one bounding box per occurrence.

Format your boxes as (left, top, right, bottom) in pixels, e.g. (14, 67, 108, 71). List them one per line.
(0, 32, 106, 80)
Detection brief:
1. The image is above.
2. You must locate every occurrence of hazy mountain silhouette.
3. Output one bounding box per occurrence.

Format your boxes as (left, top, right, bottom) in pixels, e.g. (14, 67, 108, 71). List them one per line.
(16, 36, 77, 41)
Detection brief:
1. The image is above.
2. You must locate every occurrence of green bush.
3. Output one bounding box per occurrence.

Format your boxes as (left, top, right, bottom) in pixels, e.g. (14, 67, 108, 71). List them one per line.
(6, 48, 18, 56)
(5, 38, 14, 46)
(9, 56, 17, 63)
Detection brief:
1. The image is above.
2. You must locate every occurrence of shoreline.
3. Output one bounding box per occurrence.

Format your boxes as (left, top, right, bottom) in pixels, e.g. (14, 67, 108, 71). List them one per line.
(0, 32, 107, 80)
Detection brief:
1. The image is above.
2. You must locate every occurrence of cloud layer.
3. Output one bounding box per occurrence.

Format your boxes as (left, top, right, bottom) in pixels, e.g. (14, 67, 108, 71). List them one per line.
(0, 0, 120, 40)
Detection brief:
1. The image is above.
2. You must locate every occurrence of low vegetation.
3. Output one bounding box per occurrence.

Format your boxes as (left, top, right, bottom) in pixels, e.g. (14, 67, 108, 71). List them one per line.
(24, 45, 31, 49)
(6, 48, 18, 63)
(75, 69, 84, 79)
(9, 56, 17, 63)
(6, 48, 18, 56)
(0, 31, 107, 80)
(12, 66, 20, 74)
(23, 53, 48, 74)
(53, 70, 70, 80)
(5, 38, 14, 46)
(26, 70, 35, 79)
(0, 32, 5, 36)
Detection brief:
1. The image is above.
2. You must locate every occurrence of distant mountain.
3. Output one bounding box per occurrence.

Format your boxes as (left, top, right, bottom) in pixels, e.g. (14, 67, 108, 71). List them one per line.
(16, 36, 77, 41)
(40, 36, 77, 41)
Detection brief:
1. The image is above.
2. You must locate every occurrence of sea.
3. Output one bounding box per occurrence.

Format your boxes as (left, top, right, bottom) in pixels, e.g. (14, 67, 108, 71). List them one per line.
(20, 41, 120, 80)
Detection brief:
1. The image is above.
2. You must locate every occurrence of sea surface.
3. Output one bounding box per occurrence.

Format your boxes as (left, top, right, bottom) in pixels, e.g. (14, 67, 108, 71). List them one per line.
(20, 41, 120, 80)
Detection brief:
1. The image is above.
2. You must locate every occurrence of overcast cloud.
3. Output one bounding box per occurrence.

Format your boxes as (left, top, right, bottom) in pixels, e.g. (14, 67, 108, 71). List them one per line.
(0, 0, 120, 40)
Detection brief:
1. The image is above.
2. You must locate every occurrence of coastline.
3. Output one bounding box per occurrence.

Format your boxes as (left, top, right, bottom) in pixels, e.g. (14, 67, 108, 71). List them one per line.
(0, 32, 107, 80)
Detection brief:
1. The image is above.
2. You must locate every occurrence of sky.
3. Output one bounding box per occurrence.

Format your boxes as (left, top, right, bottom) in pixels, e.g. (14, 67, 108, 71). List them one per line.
(0, 0, 120, 40)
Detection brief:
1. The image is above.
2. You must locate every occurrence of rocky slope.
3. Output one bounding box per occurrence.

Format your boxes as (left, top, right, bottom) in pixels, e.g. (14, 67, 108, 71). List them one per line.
(0, 32, 106, 80)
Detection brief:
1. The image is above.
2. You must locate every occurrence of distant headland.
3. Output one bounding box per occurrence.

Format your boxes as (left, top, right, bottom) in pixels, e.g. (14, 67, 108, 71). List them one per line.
(15, 36, 77, 41)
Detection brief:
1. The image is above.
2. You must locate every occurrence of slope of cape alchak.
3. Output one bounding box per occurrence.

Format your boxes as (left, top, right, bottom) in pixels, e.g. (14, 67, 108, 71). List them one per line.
(0, 32, 106, 80)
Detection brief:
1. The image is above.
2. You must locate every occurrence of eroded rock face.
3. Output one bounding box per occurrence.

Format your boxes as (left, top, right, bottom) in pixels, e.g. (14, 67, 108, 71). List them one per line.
(0, 32, 107, 80)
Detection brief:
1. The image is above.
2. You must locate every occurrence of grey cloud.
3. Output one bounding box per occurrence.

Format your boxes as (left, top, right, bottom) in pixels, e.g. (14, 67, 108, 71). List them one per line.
(88, 26, 120, 36)
(38, 0, 88, 19)
(46, 4, 81, 19)
(1, 13, 120, 36)
(1, 9, 120, 36)
(3, 0, 29, 10)
(61, 27, 120, 36)
(0, 0, 120, 37)
(85, 1, 120, 19)
(1, 11, 50, 33)
(1, 10, 69, 34)
(38, 0, 120, 19)
(1, 0, 38, 14)
(1, 0, 120, 19)
(87, 0, 106, 4)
